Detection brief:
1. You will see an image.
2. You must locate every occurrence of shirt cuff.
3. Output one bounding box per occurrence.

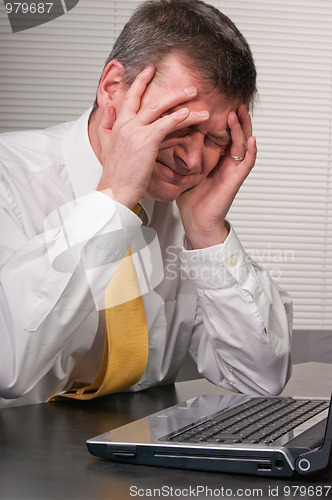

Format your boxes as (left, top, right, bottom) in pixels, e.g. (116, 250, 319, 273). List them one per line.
(44, 191, 142, 272)
(181, 223, 255, 290)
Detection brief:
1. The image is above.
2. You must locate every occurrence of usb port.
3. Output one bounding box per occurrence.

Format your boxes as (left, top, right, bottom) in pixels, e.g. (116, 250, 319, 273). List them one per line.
(257, 463, 272, 471)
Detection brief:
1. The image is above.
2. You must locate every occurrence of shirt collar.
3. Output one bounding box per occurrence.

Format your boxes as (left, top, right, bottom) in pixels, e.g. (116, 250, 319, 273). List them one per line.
(63, 108, 156, 224)
(63, 107, 103, 199)
(138, 197, 155, 226)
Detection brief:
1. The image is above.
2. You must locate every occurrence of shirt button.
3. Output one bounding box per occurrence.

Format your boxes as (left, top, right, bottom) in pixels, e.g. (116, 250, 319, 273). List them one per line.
(229, 256, 237, 267)
(93, 213, 103, 222)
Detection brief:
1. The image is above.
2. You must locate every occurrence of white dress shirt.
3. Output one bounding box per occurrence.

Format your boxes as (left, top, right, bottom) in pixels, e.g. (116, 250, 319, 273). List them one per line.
(0, 109, 293, 408)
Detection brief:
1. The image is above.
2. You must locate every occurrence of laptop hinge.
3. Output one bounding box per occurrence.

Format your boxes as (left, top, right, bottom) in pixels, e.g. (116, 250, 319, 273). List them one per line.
(295, 394, 332, 475)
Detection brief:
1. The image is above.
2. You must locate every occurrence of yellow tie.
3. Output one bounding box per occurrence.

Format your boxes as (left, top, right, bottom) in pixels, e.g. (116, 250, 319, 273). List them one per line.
(52, 204, 149, 400)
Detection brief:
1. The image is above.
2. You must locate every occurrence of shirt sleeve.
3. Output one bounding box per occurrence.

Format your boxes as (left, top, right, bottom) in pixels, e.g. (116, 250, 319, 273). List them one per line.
(0, 187, 142, 399)
(182, 224, 293, 396)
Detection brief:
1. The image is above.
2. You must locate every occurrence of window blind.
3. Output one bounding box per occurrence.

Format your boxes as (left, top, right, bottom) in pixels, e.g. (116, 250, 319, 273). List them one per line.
(0, 0, 331, 330)
(216, 0, 332, 330)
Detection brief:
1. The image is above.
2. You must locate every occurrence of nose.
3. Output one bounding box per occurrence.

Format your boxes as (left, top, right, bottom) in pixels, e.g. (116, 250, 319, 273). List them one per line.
(175, 132, 205, 172)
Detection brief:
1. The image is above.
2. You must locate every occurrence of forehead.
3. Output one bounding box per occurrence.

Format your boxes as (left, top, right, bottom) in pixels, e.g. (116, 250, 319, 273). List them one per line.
(151, 53, 238, 136)
(154, 53, 223, 102)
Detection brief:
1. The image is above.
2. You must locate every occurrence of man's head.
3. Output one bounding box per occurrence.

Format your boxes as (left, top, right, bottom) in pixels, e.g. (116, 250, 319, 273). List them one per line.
(92, 0, 257, 112)
(91, 0, 257, 204)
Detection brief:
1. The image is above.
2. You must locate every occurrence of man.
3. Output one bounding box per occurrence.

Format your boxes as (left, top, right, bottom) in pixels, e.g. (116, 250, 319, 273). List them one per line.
(0, 0, 292, 407)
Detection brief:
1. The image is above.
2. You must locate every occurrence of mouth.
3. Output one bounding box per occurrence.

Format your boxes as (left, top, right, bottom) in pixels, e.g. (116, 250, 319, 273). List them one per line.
(157, 160, 189, 178)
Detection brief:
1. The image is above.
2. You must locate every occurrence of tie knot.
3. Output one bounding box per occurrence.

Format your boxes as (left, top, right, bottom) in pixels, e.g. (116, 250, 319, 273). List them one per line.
(132, 203, 142, 216)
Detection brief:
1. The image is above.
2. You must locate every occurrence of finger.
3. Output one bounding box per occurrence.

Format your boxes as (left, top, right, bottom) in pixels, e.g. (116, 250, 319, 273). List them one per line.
(147, 107, 192, 144)
(102, 106, 116, 131)
(237, 103, 252, 140)
(242, 136, 257, 171)
(228, 111, 247, 161)
(172, 110, 210, 131)
(120, 65, 156, 118)
(149, 108, 210, 146)
(136, 86, 199, 126)
(99, 106, 116, 143)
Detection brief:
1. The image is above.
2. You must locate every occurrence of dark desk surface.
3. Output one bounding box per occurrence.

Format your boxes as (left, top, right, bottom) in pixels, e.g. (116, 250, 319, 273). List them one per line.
(1, 363, 331, 500)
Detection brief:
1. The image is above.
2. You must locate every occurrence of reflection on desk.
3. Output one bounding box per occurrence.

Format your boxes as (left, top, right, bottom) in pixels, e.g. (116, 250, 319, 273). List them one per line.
(0, 363, 331, 500)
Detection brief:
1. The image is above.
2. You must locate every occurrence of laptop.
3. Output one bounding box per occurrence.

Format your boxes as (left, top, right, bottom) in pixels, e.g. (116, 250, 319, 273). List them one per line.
(86, 392, 332, 477)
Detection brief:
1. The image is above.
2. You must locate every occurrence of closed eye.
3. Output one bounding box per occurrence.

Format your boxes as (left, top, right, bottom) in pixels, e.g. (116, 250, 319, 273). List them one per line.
(206, 135, 230, 151)
(165, 126, 231, 152)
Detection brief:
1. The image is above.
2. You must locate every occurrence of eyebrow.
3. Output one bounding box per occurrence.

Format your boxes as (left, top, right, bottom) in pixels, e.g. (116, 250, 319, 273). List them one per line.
(192, 124, 231, 143)
(165, 107, 232, 143)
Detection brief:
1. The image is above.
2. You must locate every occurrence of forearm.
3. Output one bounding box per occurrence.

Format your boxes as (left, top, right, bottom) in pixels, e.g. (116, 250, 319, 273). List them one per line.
(0, 192, 142, 399)
(0, 268, 96, 399)
(181, 218, 230, 250)
(191, 285, 292, 395)
(184, 225, 293, 395)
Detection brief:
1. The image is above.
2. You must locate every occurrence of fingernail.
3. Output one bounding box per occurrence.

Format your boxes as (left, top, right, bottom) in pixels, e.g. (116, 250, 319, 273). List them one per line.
(197, 111, 209, 119)
(177, 107, 189, 117)
(184, 87, 197, 97)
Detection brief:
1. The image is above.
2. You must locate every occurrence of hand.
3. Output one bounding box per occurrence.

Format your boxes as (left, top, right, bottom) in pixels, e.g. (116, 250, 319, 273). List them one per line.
(177, 104, 257, 249)
(97, 66, 210, 209)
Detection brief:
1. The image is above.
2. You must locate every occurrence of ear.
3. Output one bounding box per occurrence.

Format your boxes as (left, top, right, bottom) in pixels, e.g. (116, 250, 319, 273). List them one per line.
(96, 60, 125, 110)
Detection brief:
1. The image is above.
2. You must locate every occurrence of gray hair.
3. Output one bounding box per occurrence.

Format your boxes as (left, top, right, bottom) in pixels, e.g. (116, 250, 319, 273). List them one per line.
(92, 0, 257, 111)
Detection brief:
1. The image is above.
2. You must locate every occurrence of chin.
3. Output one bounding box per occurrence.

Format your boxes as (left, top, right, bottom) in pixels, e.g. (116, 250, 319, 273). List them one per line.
(145, 182, 184, 203)
(146, 192, 179, 203)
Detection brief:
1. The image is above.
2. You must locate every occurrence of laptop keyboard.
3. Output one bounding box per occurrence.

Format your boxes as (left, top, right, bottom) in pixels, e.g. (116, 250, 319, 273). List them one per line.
(164, 397, 329, 445)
